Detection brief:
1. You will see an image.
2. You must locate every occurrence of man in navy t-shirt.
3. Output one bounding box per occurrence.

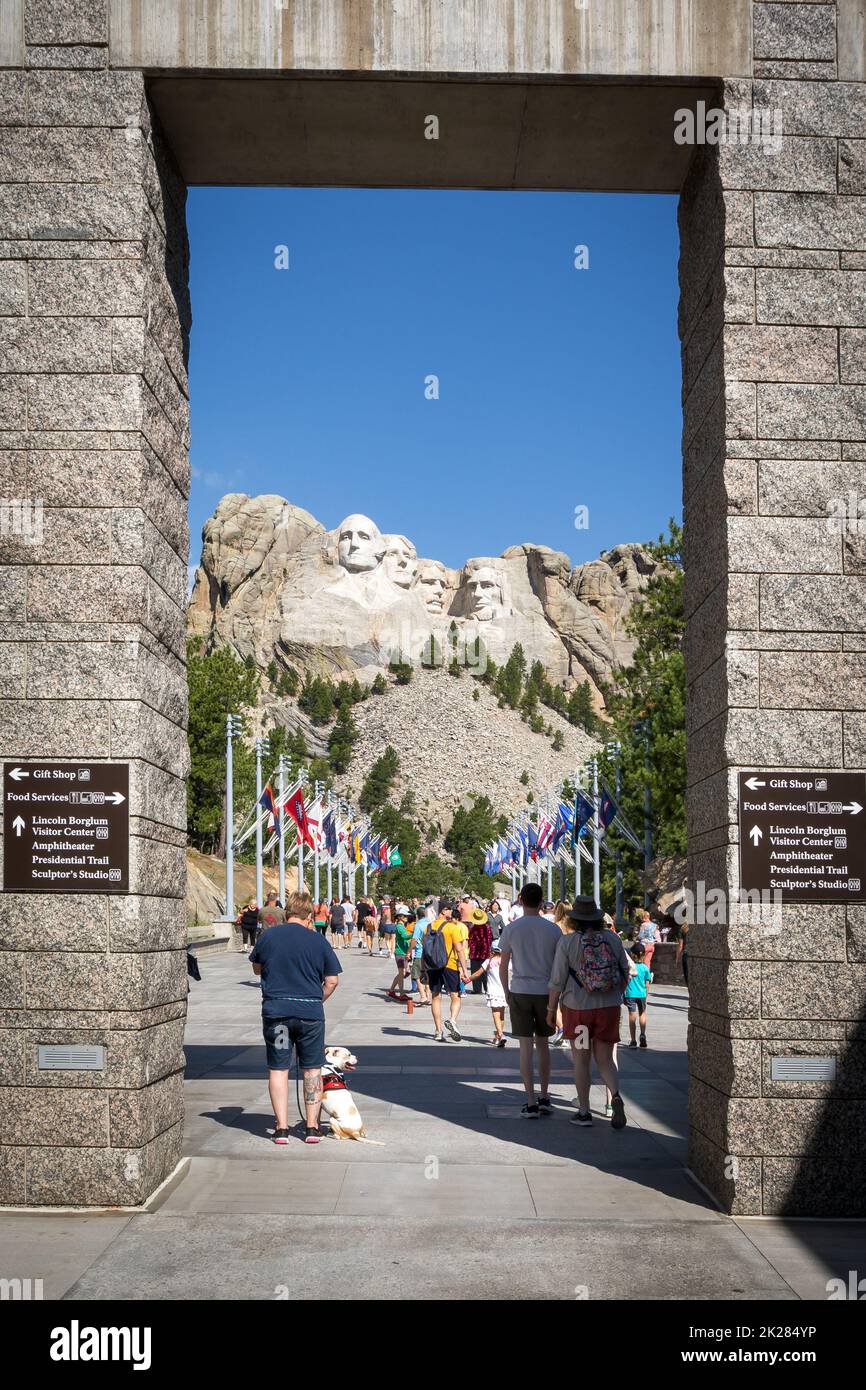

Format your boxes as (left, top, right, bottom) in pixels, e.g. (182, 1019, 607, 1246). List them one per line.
(250, 890, 342, 1144)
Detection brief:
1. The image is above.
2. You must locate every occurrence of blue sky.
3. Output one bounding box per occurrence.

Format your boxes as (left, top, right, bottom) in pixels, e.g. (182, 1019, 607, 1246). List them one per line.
(187, 187, 682, 573)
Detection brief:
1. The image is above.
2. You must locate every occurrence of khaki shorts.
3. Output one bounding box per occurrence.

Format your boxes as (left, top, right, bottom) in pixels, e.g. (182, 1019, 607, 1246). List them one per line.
(509, 992, 555, 1039)
(410, 958, 427, 982)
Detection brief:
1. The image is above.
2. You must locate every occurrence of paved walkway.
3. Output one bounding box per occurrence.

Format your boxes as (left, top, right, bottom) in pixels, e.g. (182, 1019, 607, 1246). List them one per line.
(3, 944, 862, 1299)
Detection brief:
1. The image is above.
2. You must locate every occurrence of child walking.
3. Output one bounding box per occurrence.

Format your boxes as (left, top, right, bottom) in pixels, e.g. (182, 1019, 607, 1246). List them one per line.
(624, 943, 653, 1047)
(468, 941, 508, 1046)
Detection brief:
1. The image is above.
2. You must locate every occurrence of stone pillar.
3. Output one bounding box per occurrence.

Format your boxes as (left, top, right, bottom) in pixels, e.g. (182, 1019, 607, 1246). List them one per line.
(683, 1, 866, 1215)
(0, 3, 189, 1205)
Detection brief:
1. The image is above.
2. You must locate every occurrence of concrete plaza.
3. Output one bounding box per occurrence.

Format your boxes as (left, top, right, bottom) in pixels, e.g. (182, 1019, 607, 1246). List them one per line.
(1, 945, 861, 1300)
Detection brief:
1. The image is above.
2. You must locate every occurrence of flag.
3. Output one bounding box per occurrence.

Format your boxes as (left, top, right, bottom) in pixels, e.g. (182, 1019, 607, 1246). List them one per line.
(389, 846, 402, 867)
(322, 810, 338, 858)
(483, 847, 494, 876)
(536, 817, 554, 855)
(573, 791, 595, 842)
(528, 822, 539, 861)
(258, 781, 280, 835)
(285, 786, 316, 850)
(598, 786, 617, 834)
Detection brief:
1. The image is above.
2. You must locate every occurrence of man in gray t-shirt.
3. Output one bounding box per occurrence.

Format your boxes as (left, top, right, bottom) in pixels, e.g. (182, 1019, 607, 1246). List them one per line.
(498, 882, 563, 1117)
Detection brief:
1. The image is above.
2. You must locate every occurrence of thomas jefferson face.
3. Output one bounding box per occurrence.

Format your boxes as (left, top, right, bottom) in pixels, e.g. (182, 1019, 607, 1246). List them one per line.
(384, 535, 418, 589)
(337, 514, 385, 573)
(417, 562, 447, 613)
(466, 566, 504, 621)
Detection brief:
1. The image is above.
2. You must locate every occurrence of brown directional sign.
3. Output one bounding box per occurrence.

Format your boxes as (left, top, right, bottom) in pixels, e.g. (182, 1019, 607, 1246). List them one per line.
(738, 770, 866, 903)
(4, 762, 129, 893)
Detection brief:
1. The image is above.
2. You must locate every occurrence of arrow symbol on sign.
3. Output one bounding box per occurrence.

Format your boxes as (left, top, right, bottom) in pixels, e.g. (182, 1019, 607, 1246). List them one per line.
(9, 767, 29, 782)
(745, 777, 766, 790)
(107, 792, 125, 806)
(12, 815, 25, 836)
(844, 801, 863, 815)
(749, 825, 763, 846)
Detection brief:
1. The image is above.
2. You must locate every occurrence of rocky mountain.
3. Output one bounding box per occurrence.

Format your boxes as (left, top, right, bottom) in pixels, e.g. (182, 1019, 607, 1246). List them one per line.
(188, 493, 660, 702)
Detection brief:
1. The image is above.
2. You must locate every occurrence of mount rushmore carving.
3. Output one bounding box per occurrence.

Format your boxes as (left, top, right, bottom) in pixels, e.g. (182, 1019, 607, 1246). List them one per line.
(187, 494, 660, 701)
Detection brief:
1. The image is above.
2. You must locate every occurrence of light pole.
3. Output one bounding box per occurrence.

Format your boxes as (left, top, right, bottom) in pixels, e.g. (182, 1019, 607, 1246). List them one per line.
(225, 713, 244, 920)
(638, 717, 654, 909)
(326, 789, 333, 902)
(588, 755, 601, 909)
(255, 733, 270, 914)
(606, 738, 623, 925)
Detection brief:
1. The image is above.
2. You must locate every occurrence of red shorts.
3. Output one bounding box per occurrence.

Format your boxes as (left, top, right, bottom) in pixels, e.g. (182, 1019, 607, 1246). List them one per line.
(562, 1005, 621, 1045)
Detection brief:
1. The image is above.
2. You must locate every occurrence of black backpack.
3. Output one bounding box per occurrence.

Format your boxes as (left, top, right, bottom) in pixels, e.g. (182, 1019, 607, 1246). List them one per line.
(421, 922, 449, 971)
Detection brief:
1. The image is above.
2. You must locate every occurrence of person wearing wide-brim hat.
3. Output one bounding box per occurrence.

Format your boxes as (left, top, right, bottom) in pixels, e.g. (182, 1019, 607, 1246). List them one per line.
(547, 896, 632, 1130)
(467, 907, 493, 996)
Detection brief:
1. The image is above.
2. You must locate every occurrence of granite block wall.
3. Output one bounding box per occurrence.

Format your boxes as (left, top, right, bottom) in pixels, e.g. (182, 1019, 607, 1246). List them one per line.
(683, 1, 866, 1214)
(0, 2, 189, 1205)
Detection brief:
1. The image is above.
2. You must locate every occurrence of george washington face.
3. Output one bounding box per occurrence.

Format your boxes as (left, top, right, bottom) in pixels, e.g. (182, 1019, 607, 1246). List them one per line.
(337, 514, 386, 573)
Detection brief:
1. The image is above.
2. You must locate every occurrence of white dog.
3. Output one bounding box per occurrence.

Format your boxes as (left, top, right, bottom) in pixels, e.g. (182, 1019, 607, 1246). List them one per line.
(320, 1046, 382, 1143)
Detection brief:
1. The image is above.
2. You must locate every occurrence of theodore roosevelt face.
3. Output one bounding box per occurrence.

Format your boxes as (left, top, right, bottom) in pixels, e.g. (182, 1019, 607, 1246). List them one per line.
(417, 561, 448, 613)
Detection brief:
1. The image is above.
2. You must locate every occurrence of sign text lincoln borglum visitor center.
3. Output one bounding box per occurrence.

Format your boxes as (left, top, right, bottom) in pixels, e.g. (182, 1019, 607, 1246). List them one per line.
(3, 763, 130, 894)
(738, 771, 866, 904)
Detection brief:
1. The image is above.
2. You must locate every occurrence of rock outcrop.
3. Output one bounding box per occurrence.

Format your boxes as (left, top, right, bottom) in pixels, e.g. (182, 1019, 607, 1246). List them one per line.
(188, 494, 660, 703)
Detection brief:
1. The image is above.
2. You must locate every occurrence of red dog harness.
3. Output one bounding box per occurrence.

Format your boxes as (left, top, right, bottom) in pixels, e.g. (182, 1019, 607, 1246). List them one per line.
(321, 1065, 347, 1093)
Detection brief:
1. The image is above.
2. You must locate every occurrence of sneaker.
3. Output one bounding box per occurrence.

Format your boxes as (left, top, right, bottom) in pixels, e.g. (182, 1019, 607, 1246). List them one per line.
(627, 1040, 638, 1048)
(570, 1110, 593, 1126)
(304, 1125, 322, 1144)
(551, 1030, 565, 1047)
(272, 1127, 290, 1145)
(604, 1102, 613, 1119)
(433, 1030, 445, 1042)
(444, 1019, 462, 1042)
(521, 1103, 540, 1118)
(610, 1094, 627, 1130)
(496, 1037, 507, 1048)
(639, 1035, 648, 1048)
(538, 1096, 554, 1115)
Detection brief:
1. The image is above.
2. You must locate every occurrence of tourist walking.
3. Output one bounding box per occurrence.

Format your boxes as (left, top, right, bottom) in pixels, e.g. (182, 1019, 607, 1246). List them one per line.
(237, 900, 259, 953)
(635, 909, 660, 971)
(258, 891, 286, 932)
(409, 905, 431, 1005)
(624, 943, 653, 1048)
(547, 897, 631, 1129)
(468, 940, 508, 1045)
(498, 882, 562, 1116)
(467, 907, 493, 994)
(388, 903, 414, 997)
(487, 900, 505, 939)
(422, 898, 470, 1041)
(379, 897, 395, 957)
(249, 890, 342, 1145)
(357, 896, 376, 954)
(328, 897, 347, 950)
(313, 900, 329, 936)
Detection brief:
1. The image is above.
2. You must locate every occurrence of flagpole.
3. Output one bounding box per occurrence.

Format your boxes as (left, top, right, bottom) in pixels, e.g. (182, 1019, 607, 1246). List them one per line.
(277, 754, 286, 904)
(312, 779, 321, 904)
(255, 735, 268, 912)
(326, 790, 333, 902)
(592, 755, 601, 908)
(297, 767, 306, 892)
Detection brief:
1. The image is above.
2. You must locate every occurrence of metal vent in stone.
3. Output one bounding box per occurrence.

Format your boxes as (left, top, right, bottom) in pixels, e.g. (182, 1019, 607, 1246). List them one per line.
(37, 1045, 105, 1072)
(771, 1056, 836, 1083)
